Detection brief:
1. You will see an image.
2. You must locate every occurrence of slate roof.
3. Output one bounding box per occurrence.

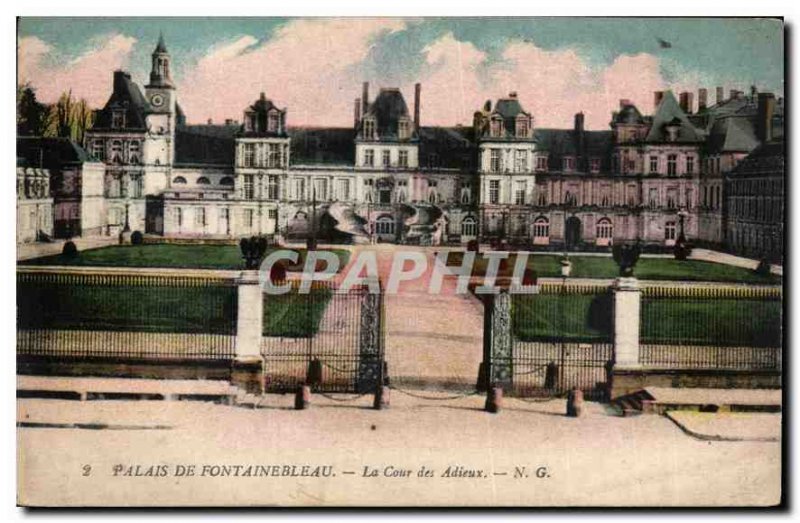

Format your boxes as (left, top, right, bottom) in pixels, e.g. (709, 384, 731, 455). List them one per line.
(360, 88, 416, 141)
(728, 140, 785, 179)
(534, 129, 614, 172)
(174, 124, 238, 166)
(644, 90, 703, 143)
(17, 137, 98, 169)
(91, 71, 150, 131)
(706, 116, 760, 154)
(418, 126, 475, 170)
(289, 127, 355, 166)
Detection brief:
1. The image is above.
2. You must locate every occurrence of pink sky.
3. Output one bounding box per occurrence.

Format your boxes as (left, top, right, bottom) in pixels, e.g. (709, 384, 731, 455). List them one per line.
(18, 19, 711, 130)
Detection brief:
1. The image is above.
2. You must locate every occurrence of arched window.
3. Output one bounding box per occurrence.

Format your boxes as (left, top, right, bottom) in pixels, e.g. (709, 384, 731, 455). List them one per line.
(375, 215, 395, 235)
(196, 177, 210, 185)
(533, 217, 549, 239)
(596, 218, 613, 239)
(172, 176, 187, 185)
(461, 216, 477, 237)
(219, 176, 234, 186)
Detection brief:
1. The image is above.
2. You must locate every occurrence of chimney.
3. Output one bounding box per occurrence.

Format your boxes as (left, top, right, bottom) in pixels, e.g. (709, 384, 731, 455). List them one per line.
(751, 85, 758, 98)
(362, 82, 369, 115)
(757, 92, 776, 143)
(698, 88, 708, 111)
(224, 119, 234, 126)
(679, 91, 693, 114)
(113, 70, 131, 93)
(654, 91, 664, 110)
(575, 112, 586, 170)
(414, 83, 421, 131)
(484, 100, 492, 112)
(619, 99, 631, 109)
(574, 112, 585, 133)
(354, 98, 361, 129)
(716, 86, 724, 104)
(730, 89, 740, 100)
(207, 118, 213, 125)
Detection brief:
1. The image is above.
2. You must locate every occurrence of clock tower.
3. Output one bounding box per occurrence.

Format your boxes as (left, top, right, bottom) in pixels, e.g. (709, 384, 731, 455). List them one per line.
(144, 33, 177, 168)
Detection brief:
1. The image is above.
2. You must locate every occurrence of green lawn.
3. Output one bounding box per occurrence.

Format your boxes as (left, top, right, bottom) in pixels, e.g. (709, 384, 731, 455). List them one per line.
(512, 293, 782, 347)
(447, 252, 780, 284)
(262, 287, 333, 337)
(20, 244, 351, 272)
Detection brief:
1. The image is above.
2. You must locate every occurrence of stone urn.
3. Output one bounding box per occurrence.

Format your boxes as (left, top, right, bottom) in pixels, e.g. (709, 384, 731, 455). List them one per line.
(560, 258, 572, 277)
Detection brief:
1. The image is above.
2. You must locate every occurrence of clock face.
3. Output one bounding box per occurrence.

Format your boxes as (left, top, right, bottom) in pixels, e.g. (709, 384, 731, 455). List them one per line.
(151, 94, 165, 107)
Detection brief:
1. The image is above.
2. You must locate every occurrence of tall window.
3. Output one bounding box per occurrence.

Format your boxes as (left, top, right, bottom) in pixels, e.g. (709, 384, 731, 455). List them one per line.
(461, 216, 477, 237)
(267, 175, 279, 200)
(243, 175, 254, 199)
(665, 221, 677, 241)
(364, 149, 374, 167)
(667, 154, 677, 176)
(175, 208, 183, 228)
(110, 140, 123, 163)
(398, 150, 409, 168)
(515, 151, 527, 172)
(92, 140, 104, 161)
(268, 144, 281, 167)
(686, 155, 695, 175)
(243, 143, 255, 167)
(337, 179, 351, 201)
(293, 178, 306, 200)
(649, 155, 659, 174)
(195, 208, 206, 227)
(243, 209, 254, 229)
(363, 119, 375, 140)
(648, 188, 658, 208)
(382, 150, 391, 167)
(666, 188, 677, 209)
(268, 111, 280, 133)
(398, 120, 410, 140)
(314, 179, 328, 201)
(515, 180, 527, 205)
(131, 176, 143, 198)
(128, 141, 141, 164)
(490, 118, 502, 137)
(596, 218, 613, 239)
(533, 217, 549, 239)
(489, 180, 500, 204)
(490, 149, 501, 172)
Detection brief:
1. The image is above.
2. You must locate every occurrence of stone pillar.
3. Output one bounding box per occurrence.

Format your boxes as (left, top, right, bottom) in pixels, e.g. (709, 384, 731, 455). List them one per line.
(232, 272, 264, 394)
(357, 279, 383, 393)
(612, 277, 641, 368)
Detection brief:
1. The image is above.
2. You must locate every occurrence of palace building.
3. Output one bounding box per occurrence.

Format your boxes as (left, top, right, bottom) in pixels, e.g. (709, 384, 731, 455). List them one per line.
(57, 36, 783, 253)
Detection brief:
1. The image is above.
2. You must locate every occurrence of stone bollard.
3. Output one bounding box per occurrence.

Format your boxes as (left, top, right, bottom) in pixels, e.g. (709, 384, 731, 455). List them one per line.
(373, 386, 390, 410)
(485, 386, 503, 414)
(306, 358, 323, 387)
(294, 385, 311, 410)
(566, 389, 584, 417)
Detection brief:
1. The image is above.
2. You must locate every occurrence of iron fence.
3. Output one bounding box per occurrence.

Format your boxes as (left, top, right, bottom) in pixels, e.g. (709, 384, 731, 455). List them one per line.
(17, 271, 237, 360)
(509, 283, 614, 400)
(261, 280, 384, 393)
(639, 285, 782, 370)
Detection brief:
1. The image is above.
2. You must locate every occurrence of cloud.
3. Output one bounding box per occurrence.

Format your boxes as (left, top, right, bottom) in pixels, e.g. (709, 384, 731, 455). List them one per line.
(178, 18, 406, 125)
(415, 35, 671, 129)
(18, 34, 137, 106)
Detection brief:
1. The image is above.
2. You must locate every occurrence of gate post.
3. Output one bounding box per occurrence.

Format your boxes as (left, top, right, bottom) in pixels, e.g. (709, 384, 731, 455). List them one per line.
(610, 277, 641, 398)
(357, 278, 383, 393)
(486, 290, 513, 391)
(232, 272, 264, 394)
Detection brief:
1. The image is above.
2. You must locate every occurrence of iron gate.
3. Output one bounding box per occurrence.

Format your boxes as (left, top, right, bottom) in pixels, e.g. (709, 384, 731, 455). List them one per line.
(486, 283, 614, 401)
(261, 280, 385, 393)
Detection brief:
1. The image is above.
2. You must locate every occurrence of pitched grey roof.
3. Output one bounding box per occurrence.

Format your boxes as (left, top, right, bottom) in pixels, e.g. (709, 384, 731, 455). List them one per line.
(494, 98, 527, 119)
(707, 116, 760, 153)
(175, 124, 238, 165)
(91, 71, 150, 131)
(17, 137, 98, 168)
(535, 129, 613, 171)
(360, 88, 416, 141)
(418, 126, 474, 170)
(644, 90, 703, 143)
(289, 127, 355, 165)
(728, 140, 784, 179)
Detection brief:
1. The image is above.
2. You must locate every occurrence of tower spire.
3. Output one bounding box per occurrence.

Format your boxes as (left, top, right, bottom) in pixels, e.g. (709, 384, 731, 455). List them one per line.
(149, 32, 172, 88)
(155, 31, 167, 53)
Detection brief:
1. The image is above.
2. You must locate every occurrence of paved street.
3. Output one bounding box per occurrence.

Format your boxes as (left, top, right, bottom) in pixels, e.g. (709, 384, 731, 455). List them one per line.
(17, 395, 781, 507)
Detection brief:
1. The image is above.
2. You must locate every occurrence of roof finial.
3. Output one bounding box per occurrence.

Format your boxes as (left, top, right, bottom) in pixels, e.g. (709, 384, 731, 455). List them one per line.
(155, 32, 168, 53)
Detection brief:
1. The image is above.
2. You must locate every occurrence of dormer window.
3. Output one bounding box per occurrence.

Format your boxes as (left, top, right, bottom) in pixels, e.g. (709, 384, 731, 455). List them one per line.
(112, 110, 125, 129)
(562, 157, 575, 172)
(244, 112, 256, 132)
(516, 117, 529, 138)
(490, 117, 503, 137)
(398, 119, 410, 140)
(363, 118, 376, 140)
(268, 111, 280, 133)
(590, 158, 601, 173)
(665, 121, 681, 142)
(536, 156, 548, 172)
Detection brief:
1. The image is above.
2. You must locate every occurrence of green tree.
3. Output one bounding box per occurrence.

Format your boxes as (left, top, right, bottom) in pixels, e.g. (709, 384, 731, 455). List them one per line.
(16, 83, 49, 136)
(42, 90, 94, 144)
